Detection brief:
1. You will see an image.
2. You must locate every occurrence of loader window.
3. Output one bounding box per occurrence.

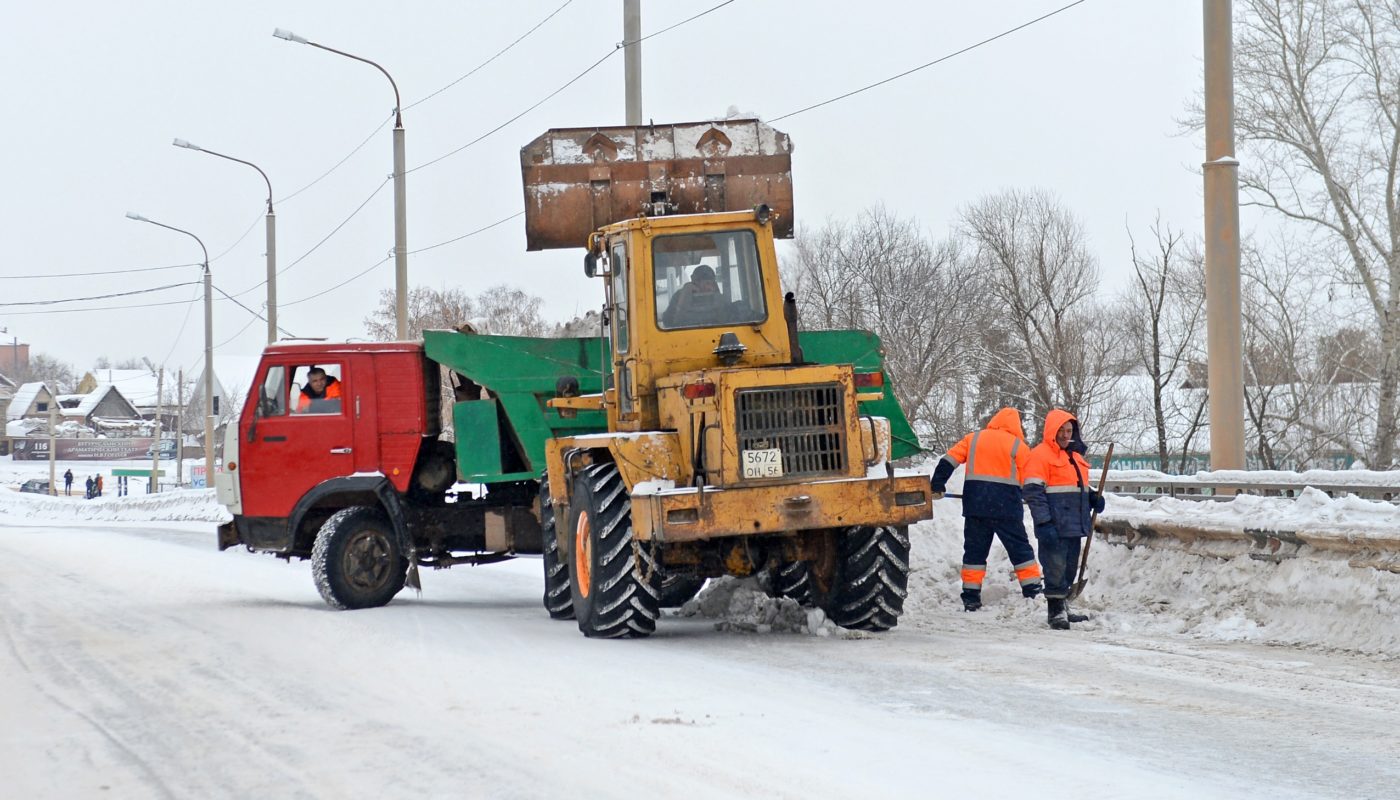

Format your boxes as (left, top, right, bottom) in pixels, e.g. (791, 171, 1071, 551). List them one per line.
(610, 242, 629, 353)
(654, 230, 766, 331)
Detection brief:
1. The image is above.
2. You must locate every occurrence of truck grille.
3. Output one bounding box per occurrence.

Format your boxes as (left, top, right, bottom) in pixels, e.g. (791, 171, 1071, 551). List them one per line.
(735, 384, 847, 477)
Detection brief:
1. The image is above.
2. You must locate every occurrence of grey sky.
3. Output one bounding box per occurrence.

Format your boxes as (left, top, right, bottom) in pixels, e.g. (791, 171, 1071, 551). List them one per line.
(1, 1, 1211, 387)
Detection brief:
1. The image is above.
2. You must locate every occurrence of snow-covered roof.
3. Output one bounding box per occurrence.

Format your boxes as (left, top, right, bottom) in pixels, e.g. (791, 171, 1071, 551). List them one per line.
(85, 369, 161, 407)
(0, 370, 15, 391)
(6, 382, 48, 420)
(59, 384, 133, 418)
(6, 418, 43, 437)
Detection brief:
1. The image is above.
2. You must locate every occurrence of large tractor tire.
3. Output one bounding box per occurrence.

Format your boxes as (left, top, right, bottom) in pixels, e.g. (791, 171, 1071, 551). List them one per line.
(312, 506, 409, 610)
(658, 575, 707, 608)
(539, 477, 575, 620)
(566, 463, 660, 638)
(823, 525, 911, 632)
(766, 561, 814, 606)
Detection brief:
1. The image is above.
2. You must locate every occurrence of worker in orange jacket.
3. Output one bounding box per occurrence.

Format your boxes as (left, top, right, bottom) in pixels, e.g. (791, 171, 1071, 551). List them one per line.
(930, 407, 1043, 611)
(296, 367, 342, 413)
(1023, 408, 1105, 630)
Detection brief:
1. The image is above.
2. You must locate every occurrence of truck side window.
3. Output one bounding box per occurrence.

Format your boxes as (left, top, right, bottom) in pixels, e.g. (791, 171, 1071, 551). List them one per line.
(258, 366, 288, 418)
(291, 364, 344, 415)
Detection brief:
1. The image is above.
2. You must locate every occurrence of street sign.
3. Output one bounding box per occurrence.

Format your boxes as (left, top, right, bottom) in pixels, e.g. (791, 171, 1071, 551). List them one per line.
(112, 468, 164, 477)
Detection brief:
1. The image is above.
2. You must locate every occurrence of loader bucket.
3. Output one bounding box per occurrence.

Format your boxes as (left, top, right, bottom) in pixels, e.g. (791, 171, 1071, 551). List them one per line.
(520, 119, 795, 251)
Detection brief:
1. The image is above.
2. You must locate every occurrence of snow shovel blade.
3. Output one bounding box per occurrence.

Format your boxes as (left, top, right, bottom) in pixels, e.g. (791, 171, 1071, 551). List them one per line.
(1067, 442, 1114, 602)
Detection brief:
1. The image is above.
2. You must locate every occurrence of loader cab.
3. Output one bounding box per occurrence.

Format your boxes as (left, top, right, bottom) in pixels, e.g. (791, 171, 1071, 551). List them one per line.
(598, 210, 794, 430)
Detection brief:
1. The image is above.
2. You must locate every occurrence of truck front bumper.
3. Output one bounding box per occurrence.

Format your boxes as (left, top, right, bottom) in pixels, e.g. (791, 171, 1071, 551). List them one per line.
(629, 469, 932, 543)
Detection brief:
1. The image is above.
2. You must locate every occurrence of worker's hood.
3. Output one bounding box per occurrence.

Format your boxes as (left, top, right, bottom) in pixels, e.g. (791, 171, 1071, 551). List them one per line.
(987, 407, 1025, 440)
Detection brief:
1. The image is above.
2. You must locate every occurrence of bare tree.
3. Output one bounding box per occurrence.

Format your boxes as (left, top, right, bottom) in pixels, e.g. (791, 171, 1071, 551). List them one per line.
(960, 189, 1122, 423)
(784, 206, 984, 445)
(1117, 219, 1208, 471)
(17, 352, 76, 393)
(1226, 0, 1400, 464)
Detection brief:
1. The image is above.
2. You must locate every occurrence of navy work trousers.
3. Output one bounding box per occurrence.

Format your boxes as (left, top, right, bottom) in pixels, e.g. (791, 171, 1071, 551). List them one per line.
(1036, 534, 1083, 599)
(962, 515, 1039, 600)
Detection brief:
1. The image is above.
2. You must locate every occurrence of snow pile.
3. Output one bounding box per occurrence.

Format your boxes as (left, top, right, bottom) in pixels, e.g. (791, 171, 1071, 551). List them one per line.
(676, 577, 848, 637)
(1102, 488, 1400, 542)
(0, 486, 230, 523)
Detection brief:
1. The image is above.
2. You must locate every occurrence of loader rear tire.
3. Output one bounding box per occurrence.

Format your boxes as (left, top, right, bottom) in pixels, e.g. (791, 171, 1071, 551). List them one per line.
(567, 463, 659, 638)
(823, 525, 910, 632)
(312, 506, 408, 610)
(539, 476, 575, 620)
(766, 561, 814, 606)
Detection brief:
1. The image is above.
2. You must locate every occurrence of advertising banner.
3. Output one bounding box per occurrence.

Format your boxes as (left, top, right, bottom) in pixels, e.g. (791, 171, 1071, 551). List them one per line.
(11, 437, 163, 461)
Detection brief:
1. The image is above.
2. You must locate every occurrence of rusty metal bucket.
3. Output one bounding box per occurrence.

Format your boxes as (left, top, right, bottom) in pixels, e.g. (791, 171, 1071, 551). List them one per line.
(520, 119, 794, 251)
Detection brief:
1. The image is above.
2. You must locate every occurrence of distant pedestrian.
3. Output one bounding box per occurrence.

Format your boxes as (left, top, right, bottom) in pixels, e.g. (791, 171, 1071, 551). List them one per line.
(85, 476, 94, 499)
(929, 407, 1043, 611)
(1024, 409, 1104, 631)
(63, 469, 73, 496)
(95, 473, 104, 497)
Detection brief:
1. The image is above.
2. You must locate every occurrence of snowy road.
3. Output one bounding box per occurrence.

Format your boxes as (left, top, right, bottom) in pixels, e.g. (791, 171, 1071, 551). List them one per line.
(2, 516, 1398, 800)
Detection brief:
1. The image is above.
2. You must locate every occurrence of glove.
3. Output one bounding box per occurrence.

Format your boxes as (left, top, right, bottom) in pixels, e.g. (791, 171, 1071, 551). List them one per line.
(930, 478, 947, 496)
(931, 491, 945, 501)
(1035, 522, 1059, 542)
(1090, 490, 1106, 514)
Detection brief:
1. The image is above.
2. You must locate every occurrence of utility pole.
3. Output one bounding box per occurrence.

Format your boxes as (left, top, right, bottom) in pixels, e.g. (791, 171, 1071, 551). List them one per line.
(624, 0, 642, 124)
(152, 368, 164, 494)
(47, 402, 57, 497)
(176, 368, 184, 487)
(1203, 0, 1245, 471)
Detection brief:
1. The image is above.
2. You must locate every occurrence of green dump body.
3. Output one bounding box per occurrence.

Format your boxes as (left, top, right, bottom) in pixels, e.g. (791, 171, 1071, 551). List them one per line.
(422, 329, 921, 484)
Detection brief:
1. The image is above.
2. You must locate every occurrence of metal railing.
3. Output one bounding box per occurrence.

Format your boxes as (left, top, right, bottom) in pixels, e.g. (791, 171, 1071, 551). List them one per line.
(1104, 477, 1400, 504)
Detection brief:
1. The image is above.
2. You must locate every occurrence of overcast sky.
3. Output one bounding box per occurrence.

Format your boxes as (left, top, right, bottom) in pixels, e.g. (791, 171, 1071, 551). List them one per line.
(1, 1, 1214, 388)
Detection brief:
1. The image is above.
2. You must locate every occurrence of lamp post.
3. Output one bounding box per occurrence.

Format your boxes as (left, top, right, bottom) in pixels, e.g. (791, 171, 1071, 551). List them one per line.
(173, 139, 278, 345)
(274, 27, 409, 340)
(126, 212, 214, 490)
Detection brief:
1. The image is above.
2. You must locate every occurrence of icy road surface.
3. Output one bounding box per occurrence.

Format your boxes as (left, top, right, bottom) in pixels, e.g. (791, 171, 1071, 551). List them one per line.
(2, 517, 1398, 799)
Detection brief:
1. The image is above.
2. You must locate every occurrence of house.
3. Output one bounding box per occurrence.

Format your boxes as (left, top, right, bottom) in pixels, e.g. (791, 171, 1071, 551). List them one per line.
(56, 384, 145, 430)
(5, 381, 56, 421)
(76, 369, 163, 417)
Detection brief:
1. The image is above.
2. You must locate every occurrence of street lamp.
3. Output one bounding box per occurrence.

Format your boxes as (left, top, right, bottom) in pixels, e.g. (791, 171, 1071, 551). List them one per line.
(274, 27, 409, 340)
(125, 212, 215, 492)
(173, 138, 279, 346)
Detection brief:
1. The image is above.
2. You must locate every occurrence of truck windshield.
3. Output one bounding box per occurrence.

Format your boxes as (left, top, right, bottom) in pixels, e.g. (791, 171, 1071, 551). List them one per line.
(654, 230, 766, 331)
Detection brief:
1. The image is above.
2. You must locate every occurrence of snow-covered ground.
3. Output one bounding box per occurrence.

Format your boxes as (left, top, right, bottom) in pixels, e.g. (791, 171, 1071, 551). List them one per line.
(3, 457, 1399, 798)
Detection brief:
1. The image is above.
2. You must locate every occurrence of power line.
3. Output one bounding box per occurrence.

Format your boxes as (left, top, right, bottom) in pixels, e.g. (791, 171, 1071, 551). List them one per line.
(408, 212, 523, 255)
(406, 0, 737, 176)
(771, 0, 1089, 122)
(0, 262, 199, 280)
(0, 281, 200, 307)
(214, 285, 297, 339)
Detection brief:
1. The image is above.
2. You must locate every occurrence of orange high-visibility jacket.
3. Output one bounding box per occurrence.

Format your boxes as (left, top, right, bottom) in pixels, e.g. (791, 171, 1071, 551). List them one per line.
(930, 407, 1031, 519)
(1023, 408, 1101, 537)
(296, 376, 342, 412)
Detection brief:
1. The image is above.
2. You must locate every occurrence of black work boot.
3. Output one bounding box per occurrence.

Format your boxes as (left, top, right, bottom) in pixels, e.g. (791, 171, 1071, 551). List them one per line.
(1047, 598, 1070, 630)
(1066, 604, 1090, 623)
(961, 591, 982, 612)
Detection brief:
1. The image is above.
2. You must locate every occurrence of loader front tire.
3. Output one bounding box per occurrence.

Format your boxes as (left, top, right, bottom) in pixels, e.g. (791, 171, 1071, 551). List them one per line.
(823, 525, 910, 632)
(766, 560, 814, 606)
(539, 476, 575, 620)
(312, 506, 408, 610)
(567, 463, 659, 638)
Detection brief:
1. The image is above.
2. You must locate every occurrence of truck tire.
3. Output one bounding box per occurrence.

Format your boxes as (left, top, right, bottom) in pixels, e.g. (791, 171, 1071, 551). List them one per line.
(766, 561, 814, 606)
(312, 506, 408, 610)
(658, 575, 706, 608)
(567, 463, 660, 638)
(539, 476, 575, 620)
(823, 525, 910, 632)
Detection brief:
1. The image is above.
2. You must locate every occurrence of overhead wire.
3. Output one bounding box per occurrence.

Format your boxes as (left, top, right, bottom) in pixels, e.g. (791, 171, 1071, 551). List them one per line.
(0, 262, 199, 280)
(771, 0, 1089, 122)
(0, 281, 201, 307)
(405, 0, 738, 176)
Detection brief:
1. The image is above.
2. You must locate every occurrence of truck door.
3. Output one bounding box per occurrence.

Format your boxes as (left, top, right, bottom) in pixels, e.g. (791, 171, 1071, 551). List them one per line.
(237, 361, 355, 519)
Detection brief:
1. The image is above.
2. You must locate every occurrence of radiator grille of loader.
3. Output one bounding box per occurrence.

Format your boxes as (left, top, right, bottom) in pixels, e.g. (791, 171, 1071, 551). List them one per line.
(735, 384, 847, 477)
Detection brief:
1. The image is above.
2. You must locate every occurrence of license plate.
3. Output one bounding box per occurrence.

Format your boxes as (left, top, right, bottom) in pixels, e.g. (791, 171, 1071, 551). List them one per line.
(742, 448, 783, 479)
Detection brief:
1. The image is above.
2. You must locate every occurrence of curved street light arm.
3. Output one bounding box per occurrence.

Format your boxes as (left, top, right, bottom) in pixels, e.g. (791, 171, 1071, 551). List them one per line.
(306, 41, 403, 128)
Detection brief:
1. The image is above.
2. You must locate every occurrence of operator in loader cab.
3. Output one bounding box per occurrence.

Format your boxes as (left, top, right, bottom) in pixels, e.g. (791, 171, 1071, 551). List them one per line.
(661, 264, 722, 328)
(296, 367, 342, 413)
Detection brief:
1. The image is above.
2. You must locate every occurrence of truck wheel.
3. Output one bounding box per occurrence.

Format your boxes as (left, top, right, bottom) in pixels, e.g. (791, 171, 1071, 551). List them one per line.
(766, 561, 814, 606)
(567, 463, 660, 638)
(658, 575, 706, 607)
(823, 525, 910, 632)
(539, 476, 575, 620)
(312, 507, 408, 610)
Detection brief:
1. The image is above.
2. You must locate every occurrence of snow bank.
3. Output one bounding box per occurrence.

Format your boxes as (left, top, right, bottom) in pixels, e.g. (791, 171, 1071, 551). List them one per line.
(675, 577, 850, 637)
(0, 487, 230, 523)
(1102, 488, 1400, 542)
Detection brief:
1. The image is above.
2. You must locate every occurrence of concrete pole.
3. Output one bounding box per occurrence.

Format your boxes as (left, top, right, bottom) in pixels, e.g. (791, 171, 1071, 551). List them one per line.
(176, 368, 184, 487)
(1203, 0, 1246, 471)
(47, 403, 57, 496)
(266, 210, 278, 345)
(624, 0, 642, 125)
(153, 368, 164, 493)
(393, 123, 409, 340)
(204, 264, 216, 488)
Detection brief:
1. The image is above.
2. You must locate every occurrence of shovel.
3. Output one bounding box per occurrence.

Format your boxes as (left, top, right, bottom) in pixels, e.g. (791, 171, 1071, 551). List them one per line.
(1067, 442, 1113, 601)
